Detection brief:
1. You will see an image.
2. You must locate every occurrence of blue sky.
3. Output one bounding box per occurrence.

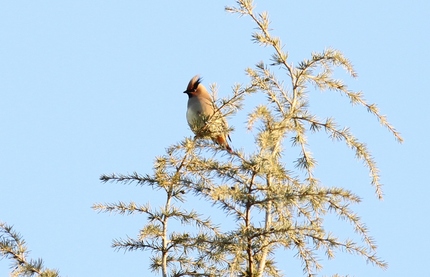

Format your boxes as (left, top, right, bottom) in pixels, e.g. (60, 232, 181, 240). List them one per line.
(1, 1, 428, 276)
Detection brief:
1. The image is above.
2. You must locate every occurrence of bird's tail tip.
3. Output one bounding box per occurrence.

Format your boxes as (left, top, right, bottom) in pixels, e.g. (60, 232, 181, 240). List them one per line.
(215, 135, 233, 154)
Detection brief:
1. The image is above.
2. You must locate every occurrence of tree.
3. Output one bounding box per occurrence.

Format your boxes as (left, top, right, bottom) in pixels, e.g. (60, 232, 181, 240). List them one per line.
(0, 222, 60, 277)
(93, 1, 403, 277)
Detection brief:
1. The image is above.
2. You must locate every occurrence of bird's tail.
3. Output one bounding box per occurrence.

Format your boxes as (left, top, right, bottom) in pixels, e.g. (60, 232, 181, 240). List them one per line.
(215, 135, 233, 153)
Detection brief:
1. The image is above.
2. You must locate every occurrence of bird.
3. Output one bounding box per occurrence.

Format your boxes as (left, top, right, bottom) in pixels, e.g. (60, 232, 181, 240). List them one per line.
(183, 75, 233, 153)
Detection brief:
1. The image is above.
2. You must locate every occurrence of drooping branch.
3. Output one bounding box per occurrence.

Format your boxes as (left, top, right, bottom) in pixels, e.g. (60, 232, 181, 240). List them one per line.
(0, 222, 60, 277)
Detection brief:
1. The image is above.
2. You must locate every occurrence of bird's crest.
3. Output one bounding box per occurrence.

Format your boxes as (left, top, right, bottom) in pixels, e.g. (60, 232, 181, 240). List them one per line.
(185, 75, 202, 93)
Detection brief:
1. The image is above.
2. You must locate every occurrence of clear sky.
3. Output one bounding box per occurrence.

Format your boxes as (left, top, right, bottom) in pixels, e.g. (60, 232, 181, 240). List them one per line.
(1, 1, 428, 276)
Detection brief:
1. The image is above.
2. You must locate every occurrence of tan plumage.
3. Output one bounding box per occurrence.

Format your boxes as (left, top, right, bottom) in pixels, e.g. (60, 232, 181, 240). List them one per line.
(183, 75, 232, 153)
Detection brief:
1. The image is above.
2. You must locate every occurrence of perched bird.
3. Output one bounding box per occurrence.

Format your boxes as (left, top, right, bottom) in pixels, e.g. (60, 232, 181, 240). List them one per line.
(183, 75, 233, 153)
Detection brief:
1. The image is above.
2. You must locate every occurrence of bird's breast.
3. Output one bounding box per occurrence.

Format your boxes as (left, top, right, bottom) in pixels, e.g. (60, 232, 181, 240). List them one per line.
(186, 107, 200, 126)
(187, 97, 211, 124)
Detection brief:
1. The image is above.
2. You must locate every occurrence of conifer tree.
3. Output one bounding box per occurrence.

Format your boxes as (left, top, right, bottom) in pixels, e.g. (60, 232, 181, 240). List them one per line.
(0, 222, 60, 277)
(94, 1, 402, 276)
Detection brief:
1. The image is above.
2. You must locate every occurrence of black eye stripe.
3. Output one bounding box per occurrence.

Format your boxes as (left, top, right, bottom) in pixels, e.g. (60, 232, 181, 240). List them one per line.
(185, 88, 196, 93)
